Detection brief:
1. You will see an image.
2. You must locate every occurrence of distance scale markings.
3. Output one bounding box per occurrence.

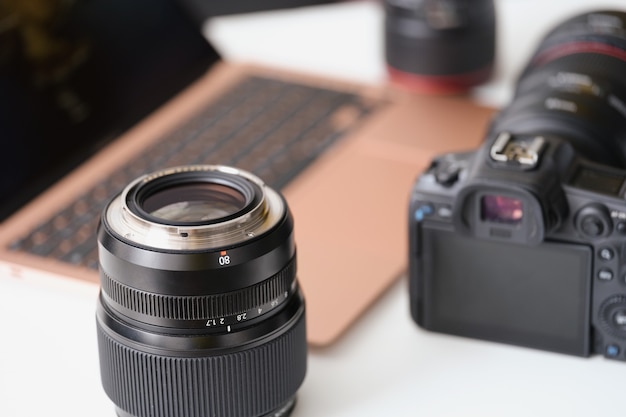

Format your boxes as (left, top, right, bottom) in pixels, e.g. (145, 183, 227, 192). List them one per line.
(208, 249, 295, 332)
(204, 287, 292, 332)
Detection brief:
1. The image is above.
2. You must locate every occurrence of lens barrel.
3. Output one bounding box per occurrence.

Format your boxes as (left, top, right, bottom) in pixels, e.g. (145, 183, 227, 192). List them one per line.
(490, 10, 626, 167)
(384, 0, 495, 93)
(96, 165, 307, 417)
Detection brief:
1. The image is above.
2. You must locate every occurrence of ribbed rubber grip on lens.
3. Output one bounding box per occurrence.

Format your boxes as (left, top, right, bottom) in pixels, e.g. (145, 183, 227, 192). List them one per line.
(100, 258, 295, 321)
(97, 314, 307, 417)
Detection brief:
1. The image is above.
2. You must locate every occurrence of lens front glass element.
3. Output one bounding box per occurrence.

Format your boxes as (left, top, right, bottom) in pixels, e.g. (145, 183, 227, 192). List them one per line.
(142, 182, 248, 223)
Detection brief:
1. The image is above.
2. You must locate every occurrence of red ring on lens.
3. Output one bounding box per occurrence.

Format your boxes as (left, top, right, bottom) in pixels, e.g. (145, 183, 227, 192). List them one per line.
(533, 41, 626, 66)
(387, 64, 494, 94)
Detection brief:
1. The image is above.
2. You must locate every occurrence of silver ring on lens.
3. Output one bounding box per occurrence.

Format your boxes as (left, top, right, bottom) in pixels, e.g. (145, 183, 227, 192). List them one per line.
(105, 165, 285, 250)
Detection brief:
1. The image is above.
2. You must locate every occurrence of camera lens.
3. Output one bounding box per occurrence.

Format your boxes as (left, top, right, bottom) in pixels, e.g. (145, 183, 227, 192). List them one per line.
(95, 165, 307, 417)
(384, 0, 495, 93)
(490, 10, 626, 167)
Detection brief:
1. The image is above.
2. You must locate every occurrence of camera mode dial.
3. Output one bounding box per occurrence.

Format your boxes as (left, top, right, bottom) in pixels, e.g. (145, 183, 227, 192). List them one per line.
(433, 155, 464, 186)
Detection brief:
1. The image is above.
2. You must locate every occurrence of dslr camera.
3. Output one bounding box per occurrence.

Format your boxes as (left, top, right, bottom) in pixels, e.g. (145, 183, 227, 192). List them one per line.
(409, 10, 626, 360)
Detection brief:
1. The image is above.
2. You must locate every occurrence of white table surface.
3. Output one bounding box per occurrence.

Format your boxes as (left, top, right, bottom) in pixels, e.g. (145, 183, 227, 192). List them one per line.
(3, 1, 626, 416)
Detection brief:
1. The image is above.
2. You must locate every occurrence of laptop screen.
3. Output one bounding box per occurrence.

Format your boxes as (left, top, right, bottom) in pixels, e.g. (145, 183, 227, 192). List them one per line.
(0, 0, 220, 221)
(182, 0, 336, 18)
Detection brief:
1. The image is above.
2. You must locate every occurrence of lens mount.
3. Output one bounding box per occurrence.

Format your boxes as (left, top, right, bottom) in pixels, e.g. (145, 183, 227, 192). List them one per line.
(104, 165, 285, 251)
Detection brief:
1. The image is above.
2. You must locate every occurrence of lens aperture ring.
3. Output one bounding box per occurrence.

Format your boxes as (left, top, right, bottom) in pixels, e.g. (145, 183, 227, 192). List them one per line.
(100, 256, 296, 329)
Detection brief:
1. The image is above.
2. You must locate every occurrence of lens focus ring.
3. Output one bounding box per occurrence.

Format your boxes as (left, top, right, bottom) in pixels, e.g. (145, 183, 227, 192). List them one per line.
(97, 307, 306, 417)
(100, 257, 296, 328)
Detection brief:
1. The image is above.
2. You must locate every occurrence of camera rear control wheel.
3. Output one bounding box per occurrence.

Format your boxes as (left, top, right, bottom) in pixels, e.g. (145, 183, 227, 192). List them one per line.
(599, 296, 626, 339)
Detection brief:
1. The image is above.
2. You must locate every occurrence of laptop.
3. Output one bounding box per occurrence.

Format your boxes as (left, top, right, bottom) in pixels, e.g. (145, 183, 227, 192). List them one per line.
(0, 0, 494, 346)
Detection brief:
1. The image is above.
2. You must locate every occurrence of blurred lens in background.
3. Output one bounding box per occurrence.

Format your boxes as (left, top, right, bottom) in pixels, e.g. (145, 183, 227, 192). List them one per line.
(384, 0, 496, 94)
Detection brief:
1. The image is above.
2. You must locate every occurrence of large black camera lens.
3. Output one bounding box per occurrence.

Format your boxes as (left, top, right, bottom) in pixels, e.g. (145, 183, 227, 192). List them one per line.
(96, 165, 307, 417)
(490, 10, 626, 167)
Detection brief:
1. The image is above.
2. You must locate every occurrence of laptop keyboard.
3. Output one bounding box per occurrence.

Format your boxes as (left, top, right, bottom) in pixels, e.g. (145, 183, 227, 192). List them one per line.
(9, 76, 380, 270)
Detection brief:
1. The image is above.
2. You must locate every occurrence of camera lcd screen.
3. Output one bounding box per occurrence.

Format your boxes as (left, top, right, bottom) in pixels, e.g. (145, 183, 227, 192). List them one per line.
(421, 228, 591, 356)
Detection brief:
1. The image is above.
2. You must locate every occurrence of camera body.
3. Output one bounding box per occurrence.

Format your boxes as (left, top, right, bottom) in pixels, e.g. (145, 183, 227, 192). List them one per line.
(409, 131, 626, 360)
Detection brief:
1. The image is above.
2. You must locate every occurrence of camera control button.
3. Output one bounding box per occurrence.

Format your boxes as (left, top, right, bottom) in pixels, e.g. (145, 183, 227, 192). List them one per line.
(613, 310, 626, 329)
(598, 269, 614, 281)
(581, 217, 605, 237)
(437, 205, 453, 218)
(606, 344, 620, 358)
(575, 204, 612, 239)
(414, 203, 434, 221)
(599, 247, 615, 261)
